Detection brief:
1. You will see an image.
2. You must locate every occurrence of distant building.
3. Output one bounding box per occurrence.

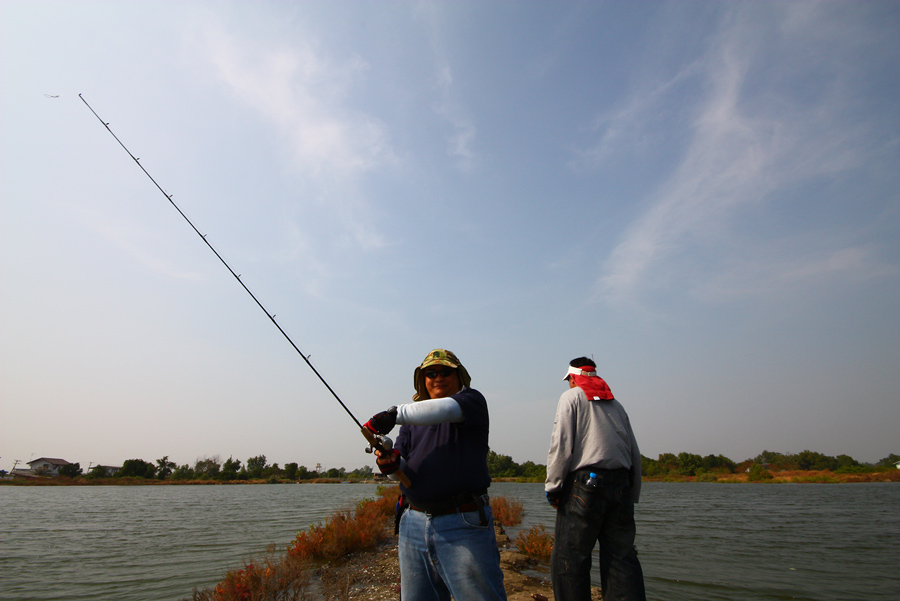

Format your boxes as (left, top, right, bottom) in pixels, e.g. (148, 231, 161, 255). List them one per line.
(894, 460, 900, 470)
(26, 457, 71, 476)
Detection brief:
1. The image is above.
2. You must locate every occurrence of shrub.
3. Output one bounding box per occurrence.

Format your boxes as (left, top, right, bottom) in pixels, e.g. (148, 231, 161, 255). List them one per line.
(490, 495, 524, 527)
(748, 463, 774, 482)
(287, 486, 397, 561)
(192, 546, 312, 601)
(515, 524, 554, 559)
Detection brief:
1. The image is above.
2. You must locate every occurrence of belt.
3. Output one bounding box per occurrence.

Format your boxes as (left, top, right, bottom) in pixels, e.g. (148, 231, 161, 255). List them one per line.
(406, 490, 488, 517)
(409, 501, 480, 516)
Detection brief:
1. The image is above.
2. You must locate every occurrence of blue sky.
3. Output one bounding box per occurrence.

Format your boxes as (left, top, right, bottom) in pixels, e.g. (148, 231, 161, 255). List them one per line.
(2, 1, 898, 474)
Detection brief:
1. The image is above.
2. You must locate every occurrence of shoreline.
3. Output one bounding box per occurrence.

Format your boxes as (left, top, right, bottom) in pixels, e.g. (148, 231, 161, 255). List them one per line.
(4, 469, 898, 486)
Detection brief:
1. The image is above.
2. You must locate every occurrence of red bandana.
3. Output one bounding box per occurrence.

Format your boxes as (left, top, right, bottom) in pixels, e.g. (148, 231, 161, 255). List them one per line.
(569, 365, 614, 401)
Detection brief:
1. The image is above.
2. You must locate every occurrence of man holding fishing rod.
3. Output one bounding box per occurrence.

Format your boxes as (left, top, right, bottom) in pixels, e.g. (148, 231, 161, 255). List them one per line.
(364, 349, 507, 601)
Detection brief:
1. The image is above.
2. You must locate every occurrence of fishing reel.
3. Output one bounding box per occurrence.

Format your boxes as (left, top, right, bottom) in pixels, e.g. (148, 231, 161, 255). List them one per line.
(364, 434, 394, 455)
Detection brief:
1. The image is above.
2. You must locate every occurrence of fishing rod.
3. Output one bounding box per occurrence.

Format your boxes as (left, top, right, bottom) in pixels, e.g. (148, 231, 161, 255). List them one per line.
(79, 94, 410, 487)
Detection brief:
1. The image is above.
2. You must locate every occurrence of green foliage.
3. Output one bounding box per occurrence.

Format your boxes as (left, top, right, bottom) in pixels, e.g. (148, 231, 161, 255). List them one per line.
(220, 457, 243, 481)
(748, 463, 774, 482)
(117, 459, 157, 479)
(246, 455, 268, 479)
(193, 457, 221, 480)
(486, 450, 518, 477)
(876, 453, 900, 467)
(171, 464, 195, 480)
(643, 452, 735, 478)
(283, 462, 299, 480)
(85, 465, 108, 479)
(486, 450, 546, 480)
(156, 456, 175, 480)
(58, 462, 83, 478)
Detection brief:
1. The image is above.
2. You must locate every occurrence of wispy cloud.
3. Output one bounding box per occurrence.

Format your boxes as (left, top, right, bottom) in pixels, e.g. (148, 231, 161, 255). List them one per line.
(433, 63, 477, 172)
(200, 24, 396, 251)
(593, 6, 896, 304)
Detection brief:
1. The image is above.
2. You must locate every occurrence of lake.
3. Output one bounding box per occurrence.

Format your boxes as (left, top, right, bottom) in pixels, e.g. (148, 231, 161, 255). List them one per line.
(1, 482, 897, 600)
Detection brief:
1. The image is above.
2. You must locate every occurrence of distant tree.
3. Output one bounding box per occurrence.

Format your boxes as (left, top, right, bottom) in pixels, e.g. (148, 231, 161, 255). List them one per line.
(876, 454, 900, 468)
(193, 456, 221, 479)
(797, 450, 838, 471)
(676, 452, 703, 476)
(86, 465, 108, 479)
(246, 455, 268, 479)
(58, 462, 83, 478)
(264, 463, 282, 479)
(656, 453, 679, 474)
(834, 454, 860, 470)
(518, 461, 547, 480)
(297, 465, 317, 480)
(486, 450, 517, 478)
(326, 467, 345, 479)
(118, 459, 157, 479)
(748, 463, 773, 482)
(701, 454, 736, 473)
(348, 465, 374, 479)
(171, 464, 195, 480)
(156, 456, 176, 480)
(220, 457, 242, 481)
(283, 463, 299, 480)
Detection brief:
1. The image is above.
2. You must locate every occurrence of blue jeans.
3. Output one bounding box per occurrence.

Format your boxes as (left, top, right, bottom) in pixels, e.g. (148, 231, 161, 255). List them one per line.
(398, 502, 507, 601)
(551, 469, 646, 601)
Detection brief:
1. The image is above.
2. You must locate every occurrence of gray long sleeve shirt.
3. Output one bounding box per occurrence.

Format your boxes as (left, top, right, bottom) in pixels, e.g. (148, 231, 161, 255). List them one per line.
(545, 386, 642, 502)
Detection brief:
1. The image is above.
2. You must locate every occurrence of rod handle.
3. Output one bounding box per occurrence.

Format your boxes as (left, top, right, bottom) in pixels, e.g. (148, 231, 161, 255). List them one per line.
(361, 427, 412, 488)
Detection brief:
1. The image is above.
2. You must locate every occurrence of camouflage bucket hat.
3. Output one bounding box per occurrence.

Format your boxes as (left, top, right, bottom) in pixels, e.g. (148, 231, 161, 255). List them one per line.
(412, 348, 472, 401)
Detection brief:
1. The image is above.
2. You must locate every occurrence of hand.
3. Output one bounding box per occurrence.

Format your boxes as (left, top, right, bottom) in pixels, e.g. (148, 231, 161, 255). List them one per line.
(546, 490, 561, 509)
(364, 406, 398, 435)
(375, 448, 401, 475)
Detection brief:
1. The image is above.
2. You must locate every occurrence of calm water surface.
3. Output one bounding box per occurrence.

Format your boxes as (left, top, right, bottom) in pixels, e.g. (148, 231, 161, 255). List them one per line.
(1, 482, 898, 601)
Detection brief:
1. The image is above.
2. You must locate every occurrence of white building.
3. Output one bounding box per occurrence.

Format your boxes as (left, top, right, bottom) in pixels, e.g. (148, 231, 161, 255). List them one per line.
(26, 457, 71, 476)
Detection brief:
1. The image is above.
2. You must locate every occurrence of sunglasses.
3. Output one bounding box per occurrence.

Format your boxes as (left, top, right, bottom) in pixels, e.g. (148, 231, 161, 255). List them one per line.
(423, 367, 456, 379)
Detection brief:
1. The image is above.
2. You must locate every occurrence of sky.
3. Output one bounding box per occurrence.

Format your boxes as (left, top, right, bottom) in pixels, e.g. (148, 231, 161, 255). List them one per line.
(2, 1, 898, 475)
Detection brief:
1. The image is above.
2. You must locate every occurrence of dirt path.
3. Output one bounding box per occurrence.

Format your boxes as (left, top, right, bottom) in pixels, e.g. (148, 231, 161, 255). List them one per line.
(324, 523, 601, 601)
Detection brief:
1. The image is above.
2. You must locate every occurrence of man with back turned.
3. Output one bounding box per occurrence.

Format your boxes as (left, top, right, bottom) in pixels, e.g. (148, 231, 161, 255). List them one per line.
(545, 357, 646, 601)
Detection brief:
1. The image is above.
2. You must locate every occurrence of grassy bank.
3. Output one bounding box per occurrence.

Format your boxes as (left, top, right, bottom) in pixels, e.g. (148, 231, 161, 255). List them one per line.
(188, 488, 548, 601)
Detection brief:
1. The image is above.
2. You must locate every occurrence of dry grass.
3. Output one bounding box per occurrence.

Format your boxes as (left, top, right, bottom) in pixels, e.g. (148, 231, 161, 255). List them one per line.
(515, 524, 554, 560)
(490, 495, 524, 527)
(191, 486, 399, 601)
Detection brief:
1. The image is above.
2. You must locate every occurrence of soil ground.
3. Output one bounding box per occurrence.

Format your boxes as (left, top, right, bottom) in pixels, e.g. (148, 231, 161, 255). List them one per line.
(322, 523, 601, 601)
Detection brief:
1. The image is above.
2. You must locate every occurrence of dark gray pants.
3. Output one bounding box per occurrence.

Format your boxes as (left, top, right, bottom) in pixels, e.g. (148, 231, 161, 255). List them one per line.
(551, 468, 646, 601)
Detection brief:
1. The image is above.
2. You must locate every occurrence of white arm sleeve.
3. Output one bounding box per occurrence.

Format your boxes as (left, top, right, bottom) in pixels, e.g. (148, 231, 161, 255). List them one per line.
(395, 397, 464, 426)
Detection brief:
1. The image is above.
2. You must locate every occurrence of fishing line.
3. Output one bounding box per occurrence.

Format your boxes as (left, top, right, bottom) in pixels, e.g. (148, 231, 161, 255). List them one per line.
(78, 94, 364, 430)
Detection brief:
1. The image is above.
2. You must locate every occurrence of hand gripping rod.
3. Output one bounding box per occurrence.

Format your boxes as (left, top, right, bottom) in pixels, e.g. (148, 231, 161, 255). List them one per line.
(80, 95, 411, 487)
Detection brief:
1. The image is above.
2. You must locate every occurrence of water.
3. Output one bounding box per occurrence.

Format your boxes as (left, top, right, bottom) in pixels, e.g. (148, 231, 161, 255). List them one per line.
(0, 483, 382, 600)
(2, 482, 898, 601)
(492, 481, 900, 601)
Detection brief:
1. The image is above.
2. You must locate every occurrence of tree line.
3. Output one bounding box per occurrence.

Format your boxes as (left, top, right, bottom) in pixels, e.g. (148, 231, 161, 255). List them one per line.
(57, 455, 374, 482)
(641, 450, 900, 479)
(44, 449, 900, 482)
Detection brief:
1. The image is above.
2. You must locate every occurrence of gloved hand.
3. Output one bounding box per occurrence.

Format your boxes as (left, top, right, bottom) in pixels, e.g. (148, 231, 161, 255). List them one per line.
(364, 406, 398, 435)
(546, 490, 561, 509)
(375, 448, 401, 475)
